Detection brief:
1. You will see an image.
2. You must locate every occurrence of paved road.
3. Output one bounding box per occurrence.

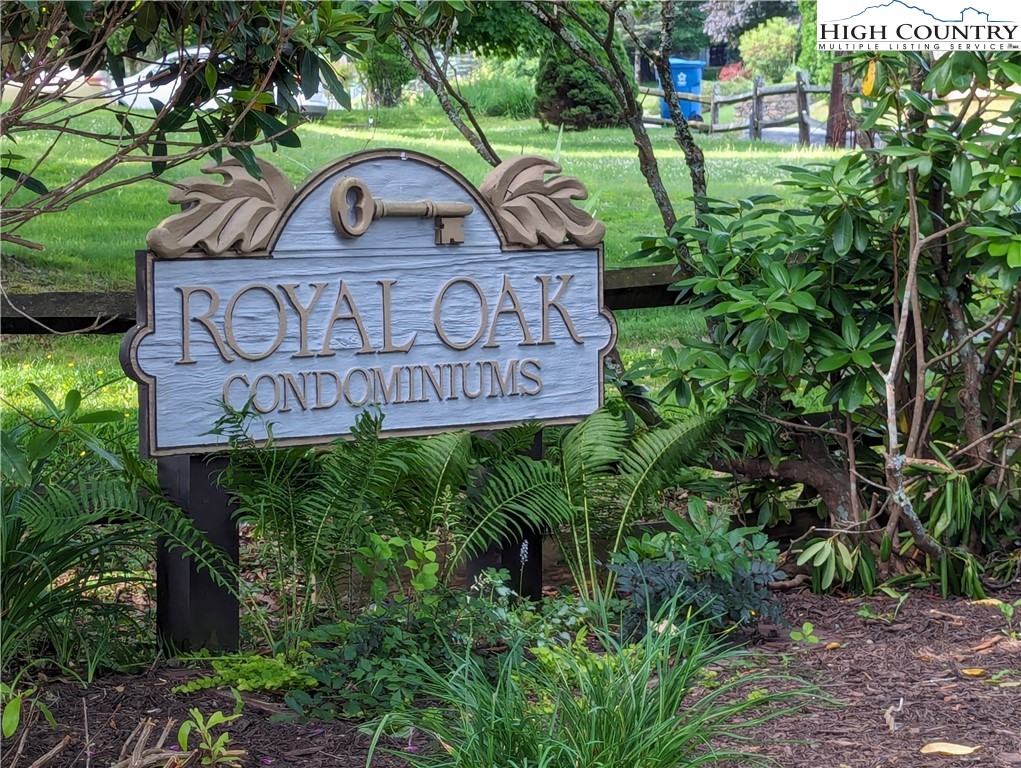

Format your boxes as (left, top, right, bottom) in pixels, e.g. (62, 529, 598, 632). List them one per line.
(758, 118, 829, 147)
(648, 117, 831, 148)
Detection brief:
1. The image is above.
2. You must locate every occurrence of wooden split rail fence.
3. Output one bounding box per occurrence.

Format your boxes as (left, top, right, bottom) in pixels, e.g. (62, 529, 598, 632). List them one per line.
(640, 71, 829, 145)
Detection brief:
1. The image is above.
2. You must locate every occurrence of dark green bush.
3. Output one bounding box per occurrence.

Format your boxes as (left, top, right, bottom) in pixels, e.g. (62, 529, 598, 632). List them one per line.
(358, 41, 416, 108)
(534, 4, 632, 130)
(607, 499, 785, 638)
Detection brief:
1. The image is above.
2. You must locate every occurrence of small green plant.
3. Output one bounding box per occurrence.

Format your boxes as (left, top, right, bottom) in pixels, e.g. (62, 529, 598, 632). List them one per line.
(789, 621, 819, 645)
(856, 603, 880, 621)
(998, 598, 1021, 638)
(1, 680, 56, 742)
(548, 408, 723, 603)
(177, 702, 246, 767)
(287, 568, 588, 721)
(608, 498, 785, 636)
(173, 653, 317, 694)
(796, 535, 878, 593)
(1, 683, 23, 740)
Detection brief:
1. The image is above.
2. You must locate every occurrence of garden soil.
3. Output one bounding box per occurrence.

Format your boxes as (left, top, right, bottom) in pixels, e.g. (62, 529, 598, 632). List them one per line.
(4, 583, 1020, 768)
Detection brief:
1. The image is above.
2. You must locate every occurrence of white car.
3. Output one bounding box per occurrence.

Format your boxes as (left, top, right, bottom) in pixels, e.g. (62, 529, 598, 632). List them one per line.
(118, 47, 219, 111)
(1, 67, 119, 104)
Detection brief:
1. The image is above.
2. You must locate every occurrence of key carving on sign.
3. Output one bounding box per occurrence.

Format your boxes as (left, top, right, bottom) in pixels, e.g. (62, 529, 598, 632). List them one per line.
(331, 176, 474, 244)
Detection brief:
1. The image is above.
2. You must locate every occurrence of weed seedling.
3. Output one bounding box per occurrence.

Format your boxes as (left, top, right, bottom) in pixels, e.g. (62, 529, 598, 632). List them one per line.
(177, 697, 246, 767)
(999, 599, 1021, 639)
(858, 587, 910, 624)
(789, 621, 819, 645)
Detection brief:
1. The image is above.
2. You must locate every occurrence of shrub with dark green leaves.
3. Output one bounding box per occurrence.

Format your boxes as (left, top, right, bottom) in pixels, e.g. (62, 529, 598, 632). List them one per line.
(358, 41, 416, 107)
(608, 499, 785, 637)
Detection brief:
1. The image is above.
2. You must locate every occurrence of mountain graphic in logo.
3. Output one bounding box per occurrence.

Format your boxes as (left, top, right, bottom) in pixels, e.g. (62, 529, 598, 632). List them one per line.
(831, 1, 1009, 23)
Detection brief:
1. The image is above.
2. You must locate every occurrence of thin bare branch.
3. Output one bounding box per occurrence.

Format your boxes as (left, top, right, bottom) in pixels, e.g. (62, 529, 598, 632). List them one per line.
(391, 30, 501, 167)
(948, 417, 1021, 462)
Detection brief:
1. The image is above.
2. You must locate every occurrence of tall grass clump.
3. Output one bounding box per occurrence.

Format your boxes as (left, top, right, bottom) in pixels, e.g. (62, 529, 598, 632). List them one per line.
(367, 603, 809, 767)
(460, 75, 535, 119)
(1, 386, 234, 677)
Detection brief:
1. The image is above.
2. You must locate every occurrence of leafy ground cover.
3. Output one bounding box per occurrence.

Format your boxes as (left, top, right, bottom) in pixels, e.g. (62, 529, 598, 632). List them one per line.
(7, 579, 1020, 768)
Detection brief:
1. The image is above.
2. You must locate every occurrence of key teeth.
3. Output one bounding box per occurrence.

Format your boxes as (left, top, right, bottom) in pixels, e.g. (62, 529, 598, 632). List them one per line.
(437, 217, 466, 245)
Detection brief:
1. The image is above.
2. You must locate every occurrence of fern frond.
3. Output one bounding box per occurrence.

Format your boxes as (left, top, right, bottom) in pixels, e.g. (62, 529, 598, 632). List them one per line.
(403, 431, 473, 534)
(559, 409, 628, 509)
(471, 422, 543, 465)
(15, 484, 113, 539)
(613, 413, 720, 552)
(460, 457, 575, 560)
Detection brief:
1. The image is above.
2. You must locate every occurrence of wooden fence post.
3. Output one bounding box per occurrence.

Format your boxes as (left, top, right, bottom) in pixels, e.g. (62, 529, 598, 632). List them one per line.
(156, 455, 239, 653)
(796, 70, 811, 146)
(710, 82, 720, 132)
(750, 76, 764, 141)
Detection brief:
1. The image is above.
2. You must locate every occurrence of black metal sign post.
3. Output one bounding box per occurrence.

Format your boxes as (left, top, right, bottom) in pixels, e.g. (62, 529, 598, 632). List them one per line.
(156, 455, 239, 652)
(465, 432, 544, 600)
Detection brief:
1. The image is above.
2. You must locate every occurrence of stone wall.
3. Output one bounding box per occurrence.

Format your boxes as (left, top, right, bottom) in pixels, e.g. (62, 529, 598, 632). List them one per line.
(733, 92, 798, 123)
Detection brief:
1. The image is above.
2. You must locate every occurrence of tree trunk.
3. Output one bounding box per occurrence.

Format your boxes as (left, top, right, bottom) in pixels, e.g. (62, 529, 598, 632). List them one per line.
(825, 59, 847, 149)
(721, 456, 855, 526)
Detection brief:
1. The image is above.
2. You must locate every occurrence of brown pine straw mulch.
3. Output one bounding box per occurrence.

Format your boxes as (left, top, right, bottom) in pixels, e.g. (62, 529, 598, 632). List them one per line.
(5, 583, 1020, 768)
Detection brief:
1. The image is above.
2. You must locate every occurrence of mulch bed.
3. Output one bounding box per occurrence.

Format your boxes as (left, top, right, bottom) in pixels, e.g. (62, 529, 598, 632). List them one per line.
(5, 584, 1020, 768)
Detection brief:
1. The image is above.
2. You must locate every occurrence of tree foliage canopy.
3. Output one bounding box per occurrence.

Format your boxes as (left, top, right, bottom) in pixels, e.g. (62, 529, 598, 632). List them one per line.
(700, 0, 798, 46)
(1, 1, 368, 250)
(625, 2, 709, 59)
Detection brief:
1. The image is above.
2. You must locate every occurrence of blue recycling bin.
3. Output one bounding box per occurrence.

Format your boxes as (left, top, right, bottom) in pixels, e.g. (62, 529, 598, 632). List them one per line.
(659, 58, 705, 121)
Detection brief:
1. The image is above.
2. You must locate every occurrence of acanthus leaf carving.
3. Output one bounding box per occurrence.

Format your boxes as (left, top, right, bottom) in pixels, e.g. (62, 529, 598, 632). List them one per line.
(146, 158, 295, 258)
(479, 155, 605, 249)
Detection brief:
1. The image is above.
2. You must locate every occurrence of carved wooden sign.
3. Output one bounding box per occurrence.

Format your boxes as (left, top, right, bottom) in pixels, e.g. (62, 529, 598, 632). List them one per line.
(121, 150, 616, 456)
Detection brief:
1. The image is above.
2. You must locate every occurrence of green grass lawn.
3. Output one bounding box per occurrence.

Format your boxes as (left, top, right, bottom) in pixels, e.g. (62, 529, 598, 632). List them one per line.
(2, 105, 836, 290)
(1, 105, 842, 422)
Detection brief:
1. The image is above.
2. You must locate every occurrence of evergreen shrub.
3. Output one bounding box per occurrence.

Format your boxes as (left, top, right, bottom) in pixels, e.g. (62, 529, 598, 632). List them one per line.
(534, 6, 632, 130)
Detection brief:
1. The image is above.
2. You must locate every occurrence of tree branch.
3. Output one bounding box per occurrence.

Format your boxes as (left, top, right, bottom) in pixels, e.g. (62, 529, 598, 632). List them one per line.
(391, 30, 501, 167)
